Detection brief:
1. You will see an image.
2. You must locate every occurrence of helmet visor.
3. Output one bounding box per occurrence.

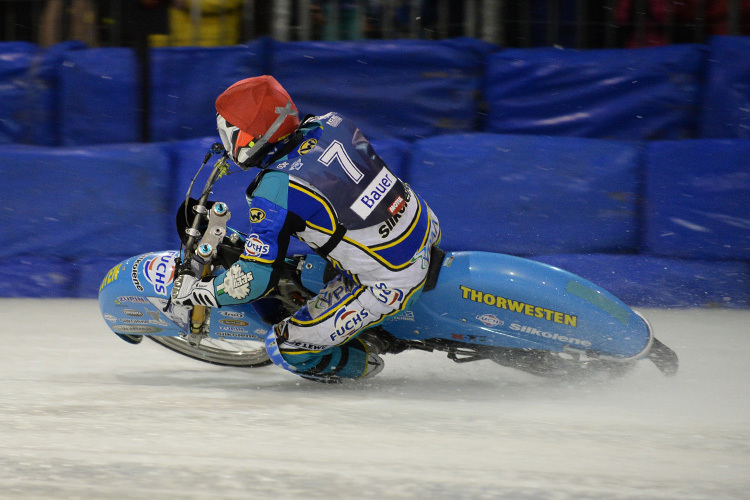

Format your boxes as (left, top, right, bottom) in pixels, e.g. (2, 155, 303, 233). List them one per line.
(217, 114, 259, 169)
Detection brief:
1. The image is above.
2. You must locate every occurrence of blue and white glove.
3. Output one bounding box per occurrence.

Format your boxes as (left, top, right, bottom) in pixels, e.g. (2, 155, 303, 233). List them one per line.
(171, 273, 219, 307)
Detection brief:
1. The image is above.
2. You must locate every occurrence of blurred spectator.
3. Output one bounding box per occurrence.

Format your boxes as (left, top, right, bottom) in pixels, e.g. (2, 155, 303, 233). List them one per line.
(38, 0, 99, 47)
(616, 0, 750, 47)
(675, 0, 750, 35)
(123, 0, 170, 48)
(360, 0, 433, 39)
(169, 0, 242, 46)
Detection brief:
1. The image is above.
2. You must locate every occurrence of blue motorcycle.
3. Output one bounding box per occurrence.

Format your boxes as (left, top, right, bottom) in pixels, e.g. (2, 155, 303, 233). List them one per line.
(98, 146, 678, 379)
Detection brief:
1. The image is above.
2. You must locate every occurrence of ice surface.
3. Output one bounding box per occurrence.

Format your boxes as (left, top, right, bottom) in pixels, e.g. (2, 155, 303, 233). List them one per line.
(1, 299, 749, 499)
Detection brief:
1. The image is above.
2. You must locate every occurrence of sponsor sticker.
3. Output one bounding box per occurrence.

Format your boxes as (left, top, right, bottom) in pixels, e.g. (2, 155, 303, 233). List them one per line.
(350, 167, 396, 220)
(217, 264, 253, 300)
(387, 310, 415, 322)
(326, 114, 342, 127)
(378, 191, 411, 238)
(219, 319, 250, 327)
(298, 138, 318, 155)
(249, 208, 266, 223)
(460, 285, 578, 327)
(220, 326, 250, 333)
(130, 256, 145, 292)
(220, 310, 245, 318)
(244, 234, 270, 258)
(388, 196, 405, 215)
(476, 314, 502, 327)
(100, 264, 122, 292)
(330, 308, 369, 341)
(373, 283, 403, 307)
(112, 325, 163, 334)
(509, 322, 592, 347)
(143, 251, 179, 296)
(216, 331, 265, 340)
(116, 296, 149, 304)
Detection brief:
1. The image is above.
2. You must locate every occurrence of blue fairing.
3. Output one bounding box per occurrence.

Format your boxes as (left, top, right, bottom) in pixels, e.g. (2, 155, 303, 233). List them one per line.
(301, 251, 652, 359)
(100, 250, 653, 359)
(98, 250, 269, 342)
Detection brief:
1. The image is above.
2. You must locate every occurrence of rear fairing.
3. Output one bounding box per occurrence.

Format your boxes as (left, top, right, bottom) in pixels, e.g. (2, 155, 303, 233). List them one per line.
(301, 251, 653, 359)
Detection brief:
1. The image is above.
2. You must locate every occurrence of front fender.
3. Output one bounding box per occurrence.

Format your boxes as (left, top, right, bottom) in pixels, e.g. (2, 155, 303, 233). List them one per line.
(98, 250, 268, 341)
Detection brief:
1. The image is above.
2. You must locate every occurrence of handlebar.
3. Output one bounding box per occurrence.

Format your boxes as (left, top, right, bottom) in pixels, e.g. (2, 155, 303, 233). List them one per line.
(179, 143, 230, 273)
(164, 143, 230, 314)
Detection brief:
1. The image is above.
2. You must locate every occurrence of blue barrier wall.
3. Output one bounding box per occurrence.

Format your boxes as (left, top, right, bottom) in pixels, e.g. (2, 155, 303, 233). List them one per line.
(0, 143, 173, 259)
(644, 139, 750, 260)
(1, 135, 747, 306)
(407, 133, 642, 255)
(59, 47, 141, 145)
(2, 37, 749, 146)
(271, 37, 494, 141)
(532, 254, 750, 308)
(484, 44, 706, 140)
(149, 41, 270, 142)
(0, 42, 44, 145)
(700, 36, 750, 139)
(0, 256, 75, 298)
(1, 37, 749, 307)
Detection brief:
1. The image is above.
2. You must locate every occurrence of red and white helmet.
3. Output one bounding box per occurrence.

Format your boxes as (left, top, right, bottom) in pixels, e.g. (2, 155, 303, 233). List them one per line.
(215, 75, 300, 169)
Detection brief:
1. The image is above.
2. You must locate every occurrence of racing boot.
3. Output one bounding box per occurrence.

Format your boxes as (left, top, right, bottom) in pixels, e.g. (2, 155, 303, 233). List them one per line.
(296, 333, 386, 383)
(357, 329, 390, 356)
(356, 330, 387, 379)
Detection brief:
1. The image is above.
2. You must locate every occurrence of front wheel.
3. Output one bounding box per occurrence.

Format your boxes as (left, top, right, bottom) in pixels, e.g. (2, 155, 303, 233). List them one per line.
(148, 335, 271, 367)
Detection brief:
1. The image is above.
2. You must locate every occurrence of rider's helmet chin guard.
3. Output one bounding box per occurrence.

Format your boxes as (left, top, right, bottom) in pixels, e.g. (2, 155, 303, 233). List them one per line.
(215, 75, 300, 170)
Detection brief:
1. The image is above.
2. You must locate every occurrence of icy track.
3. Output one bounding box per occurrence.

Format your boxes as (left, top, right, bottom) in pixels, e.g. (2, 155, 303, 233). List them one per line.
(1, 300, 749, 500)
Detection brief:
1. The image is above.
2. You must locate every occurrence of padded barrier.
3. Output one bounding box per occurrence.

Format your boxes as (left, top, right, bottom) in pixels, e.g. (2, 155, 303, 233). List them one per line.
(700, 36, 750, 139)
(0, 256, 75, 298)
(645, 139, 750, 260)
(532, 254, 750, 308)
(59, 47, 141, 145)
(271, 37, 495, 141)
(407, 133, 642, 255)
(0, 143, 173, 259)
(149, 41, 270, 142)
(0, 42, 39, 144)
(0, 41, 87, 146)
(5, 38, 750, 146)
(370, 137, 411, 179)
(484, 44, 706, 140)
(1, 135, 747, 306)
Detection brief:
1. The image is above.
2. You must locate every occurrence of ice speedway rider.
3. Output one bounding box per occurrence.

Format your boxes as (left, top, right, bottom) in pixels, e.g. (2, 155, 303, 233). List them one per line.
(170, 75, 442, 382)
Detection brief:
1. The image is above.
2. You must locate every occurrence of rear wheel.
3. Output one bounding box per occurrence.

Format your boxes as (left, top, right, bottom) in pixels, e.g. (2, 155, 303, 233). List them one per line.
(148, 335, 271, 367)
(424, 339, 637, 380)
(489, 348, 637, 379)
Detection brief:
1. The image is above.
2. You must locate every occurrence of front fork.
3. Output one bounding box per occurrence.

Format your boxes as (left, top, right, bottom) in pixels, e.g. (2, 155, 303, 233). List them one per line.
(183, 201, 231, 347)
(187, 305, 210, 347)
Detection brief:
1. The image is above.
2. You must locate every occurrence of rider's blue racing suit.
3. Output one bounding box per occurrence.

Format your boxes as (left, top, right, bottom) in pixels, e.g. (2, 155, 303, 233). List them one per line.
(208, 112, 440, 380)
